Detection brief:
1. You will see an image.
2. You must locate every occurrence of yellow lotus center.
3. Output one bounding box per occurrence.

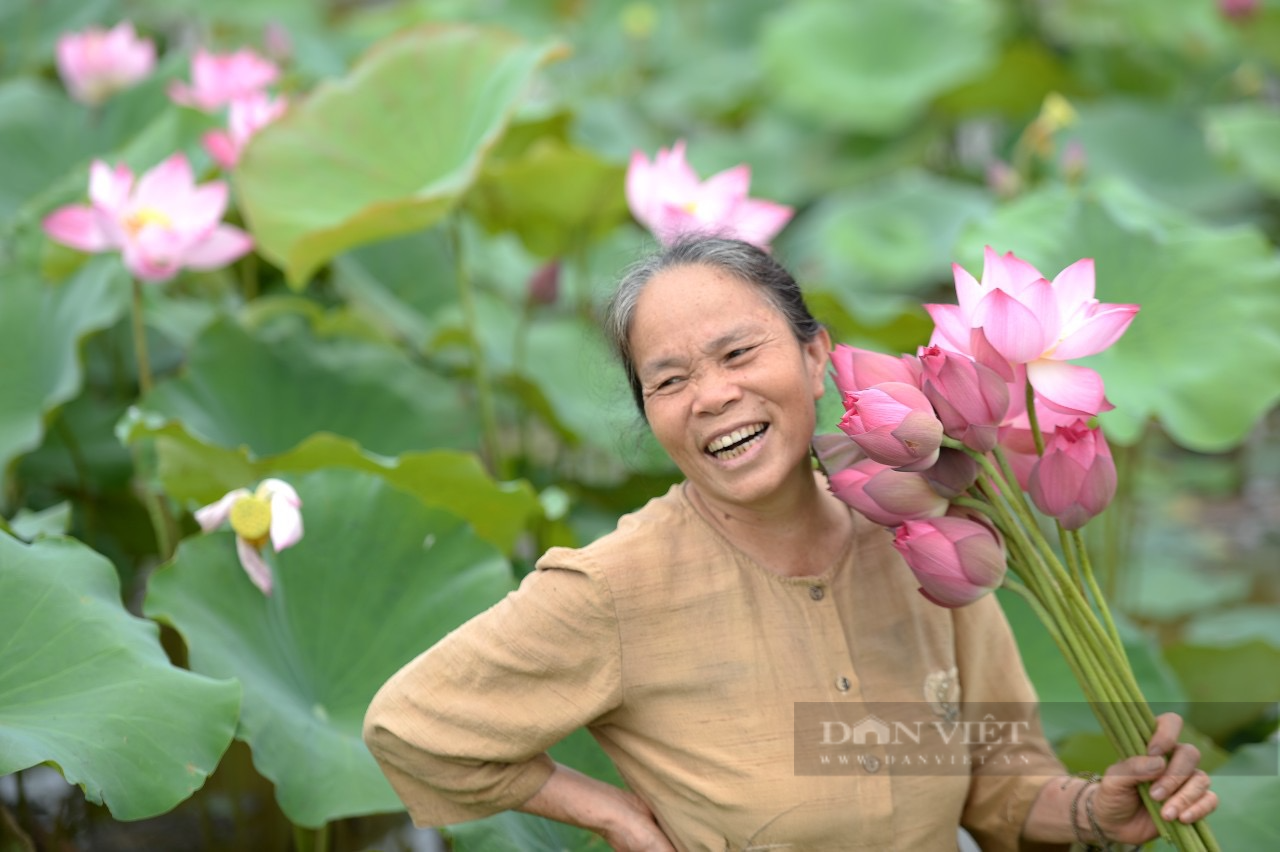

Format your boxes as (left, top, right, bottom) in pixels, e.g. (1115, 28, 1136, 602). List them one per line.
(124, 207, 172, 235)
(682, 201, 698, 214)
(229, 495, 271, 545)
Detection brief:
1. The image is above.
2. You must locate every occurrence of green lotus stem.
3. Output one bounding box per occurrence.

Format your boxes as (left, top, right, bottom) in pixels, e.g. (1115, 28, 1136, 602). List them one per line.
(1071, 528, 1130, 685)
(292, 823, 329, 852)
(449, 219, 506, 478)
(130, 277, 153, 396)
(1025, 380, 1046, 456)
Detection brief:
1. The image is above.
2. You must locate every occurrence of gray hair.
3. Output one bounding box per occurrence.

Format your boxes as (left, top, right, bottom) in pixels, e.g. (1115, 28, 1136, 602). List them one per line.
(603, 236, 823, 415)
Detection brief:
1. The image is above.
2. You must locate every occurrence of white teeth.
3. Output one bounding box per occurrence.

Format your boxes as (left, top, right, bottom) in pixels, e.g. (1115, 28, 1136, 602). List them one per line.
(706, 424, 766, 457)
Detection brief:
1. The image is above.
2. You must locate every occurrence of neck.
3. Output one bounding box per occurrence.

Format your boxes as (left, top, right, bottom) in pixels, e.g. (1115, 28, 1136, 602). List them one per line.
(688, 464, 851, 577)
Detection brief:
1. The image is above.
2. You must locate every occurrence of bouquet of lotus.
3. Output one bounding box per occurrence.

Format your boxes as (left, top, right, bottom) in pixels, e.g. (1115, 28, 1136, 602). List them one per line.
(820, 247, 1219, 852)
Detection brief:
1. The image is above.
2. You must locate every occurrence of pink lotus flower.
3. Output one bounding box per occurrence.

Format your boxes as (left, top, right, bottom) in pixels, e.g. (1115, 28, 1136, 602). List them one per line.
(830, 458, 949, 528)
(56, 21, 156, 107)
(42, 153, 254, 283)
(922, 448, 979, 499)
(919, 345, 1010, 453)
(169, 47, 279, 112)
(830, 344, 922, 397)
(838, 382, 943, 472)
(892, 516, 1006, 608)
(195, 479, 303, 595)
(203, 92, 288, 170)
(926, 247, 1139, 419)
(625, 140, 793, 248)
(1028, 420, 1117, 531)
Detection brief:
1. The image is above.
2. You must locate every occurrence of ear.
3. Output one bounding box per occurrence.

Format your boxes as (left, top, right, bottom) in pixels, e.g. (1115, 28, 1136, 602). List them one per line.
(803, 327, 832, 400)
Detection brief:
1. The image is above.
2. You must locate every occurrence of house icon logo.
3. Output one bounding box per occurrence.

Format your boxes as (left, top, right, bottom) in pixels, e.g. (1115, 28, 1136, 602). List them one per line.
(850, 714, 893, 745)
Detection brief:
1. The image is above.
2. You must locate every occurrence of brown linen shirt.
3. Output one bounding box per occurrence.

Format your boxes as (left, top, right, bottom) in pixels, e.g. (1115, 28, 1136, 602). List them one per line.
(364, 479, 1070, 852)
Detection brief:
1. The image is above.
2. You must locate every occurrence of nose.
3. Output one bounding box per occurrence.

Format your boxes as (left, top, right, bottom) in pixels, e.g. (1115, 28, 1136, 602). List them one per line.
(691, 364, 742, 415)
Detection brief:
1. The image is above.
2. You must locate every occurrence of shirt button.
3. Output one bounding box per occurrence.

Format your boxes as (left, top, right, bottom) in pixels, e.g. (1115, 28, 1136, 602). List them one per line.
(808, 585, 825, 601)
(835, 676, 851, 692)
(864, 755, 881, 774)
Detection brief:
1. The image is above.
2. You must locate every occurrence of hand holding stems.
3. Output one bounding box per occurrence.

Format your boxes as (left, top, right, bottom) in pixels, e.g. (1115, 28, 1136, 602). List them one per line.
(1091, 712, 1218, 845)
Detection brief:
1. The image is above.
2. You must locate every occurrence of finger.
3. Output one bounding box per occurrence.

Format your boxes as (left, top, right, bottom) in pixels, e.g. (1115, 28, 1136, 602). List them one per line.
(1146, 712, 1184, 757)
(1157, 770, 1213, 822)
(1174, 789, 1219, 824)
(1150, 742, 1202, 802)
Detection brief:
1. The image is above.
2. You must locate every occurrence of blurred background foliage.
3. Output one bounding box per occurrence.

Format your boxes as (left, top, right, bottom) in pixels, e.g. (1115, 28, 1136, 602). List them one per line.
(0, 0, 1277, 849)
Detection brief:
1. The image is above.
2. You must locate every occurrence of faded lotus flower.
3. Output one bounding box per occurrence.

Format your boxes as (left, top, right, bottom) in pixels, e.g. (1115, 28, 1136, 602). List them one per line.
(195, 479, 303, 595)
(56, 21, 156, 107)
(203, 92, 288, 170)
(169, 47, 279, 112)
(42, 153, 253, 283)
(625, 140, 793, 248)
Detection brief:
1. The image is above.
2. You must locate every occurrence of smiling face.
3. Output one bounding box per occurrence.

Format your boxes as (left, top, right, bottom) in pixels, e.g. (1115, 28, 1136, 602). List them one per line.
(630, 264, 830, 513)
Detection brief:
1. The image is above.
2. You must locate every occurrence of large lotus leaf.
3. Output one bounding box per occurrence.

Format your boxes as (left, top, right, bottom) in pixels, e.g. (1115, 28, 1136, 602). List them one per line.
(125, 314, 480, 458)
(467, 138, 628, 258)
(144, 468, 515, 827)
(0, 532, 240, 820)
(114, 419, 538, 553)
(234, 24, 566, 286)
(1204, 743, 1280, 849)
(787, 169, 992, 315)
(1062, 100, 1260, 217)
(1037, 0, 1238, 59)
(1205, 103, 1280, 196)
(957, 181, 1280, 451)
(759, 0, 1002, 135)
(997, 589, 1186, 743)
(0, 257, 128, 473)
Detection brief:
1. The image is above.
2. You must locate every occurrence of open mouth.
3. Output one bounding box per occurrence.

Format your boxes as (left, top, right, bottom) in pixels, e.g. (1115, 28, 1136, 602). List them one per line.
(705, 423, 768, 460)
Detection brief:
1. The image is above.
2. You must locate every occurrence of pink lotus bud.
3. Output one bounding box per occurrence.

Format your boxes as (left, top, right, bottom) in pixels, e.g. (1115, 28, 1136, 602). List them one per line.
(830, 344, 921, 397)
(1028, 420, 1116, 530)
(892, 516, 1006, 608)
(838, 382, 943, 472)
(202, 92, 288, 170)
(56, 21, 156, 107)
(1220, 0, 1259, 20)
(1060, 139, 1087, 183)
(985, 160, 1021, 199)
(919, 345, 1010, 453)
(527, 259, 561, 306)
(922, 448, 979, 499)
(263, 21, 293, 63)
(812, 432, 864, 477)
(830, 458, 949, 528)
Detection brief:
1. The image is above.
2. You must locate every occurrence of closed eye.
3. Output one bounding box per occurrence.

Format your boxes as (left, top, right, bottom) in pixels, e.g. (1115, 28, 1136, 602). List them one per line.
(726, 345, 757, 360)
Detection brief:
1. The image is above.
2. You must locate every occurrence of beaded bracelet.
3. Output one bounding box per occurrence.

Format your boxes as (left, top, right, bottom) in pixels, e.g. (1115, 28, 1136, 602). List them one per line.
(1060, 772, 1103, 849)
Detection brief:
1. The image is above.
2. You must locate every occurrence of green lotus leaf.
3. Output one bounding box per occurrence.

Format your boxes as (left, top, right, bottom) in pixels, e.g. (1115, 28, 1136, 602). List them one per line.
(144, 468, 516, 828)
(760, 0, 1002, 135)
(0, 532, 240, 820)
(234, 23, 566, 286)
(467, 138, 628, 258)
(0, 257, 128, 474)
(126, 314, 481, 459)
(1205, 103, 1280, 196)
(1205, 743, 1280, 850)
(115, 417, 538, 554)
(957, 180, 1280, 451)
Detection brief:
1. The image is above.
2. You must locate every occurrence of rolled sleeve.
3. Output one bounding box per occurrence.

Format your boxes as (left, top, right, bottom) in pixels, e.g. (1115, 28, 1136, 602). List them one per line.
(363, 559, 622, 826)
(954, 593, 1069, 852)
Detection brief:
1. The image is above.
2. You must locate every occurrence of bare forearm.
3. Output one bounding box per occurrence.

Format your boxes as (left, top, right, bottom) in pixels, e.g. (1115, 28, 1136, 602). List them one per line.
(1020, 775, 1089, 844)
(516, 762, 640, 836)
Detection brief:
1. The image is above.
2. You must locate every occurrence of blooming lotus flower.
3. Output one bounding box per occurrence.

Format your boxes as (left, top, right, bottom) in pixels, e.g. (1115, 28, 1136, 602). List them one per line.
(42, 153, 253, 283)
(625, 140, 793, 248)
(892, 516, 1006, 608)
(169, 48, 279, 112)
(838, 382, 943, 472)
(1028, 420, 1117, 531)
(56, 21, 156, 107)
(195, 479, 303, 594)
(926, 247, 1138, 418)
(830, 458, 949, 528)
(203, 92, 288, 170)
(830, 344, 922, 397)
(919, 345, 1010, 453)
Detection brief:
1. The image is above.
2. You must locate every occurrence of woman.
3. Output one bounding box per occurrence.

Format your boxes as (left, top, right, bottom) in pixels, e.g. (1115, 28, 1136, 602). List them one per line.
(364, 237, 1217, 851)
